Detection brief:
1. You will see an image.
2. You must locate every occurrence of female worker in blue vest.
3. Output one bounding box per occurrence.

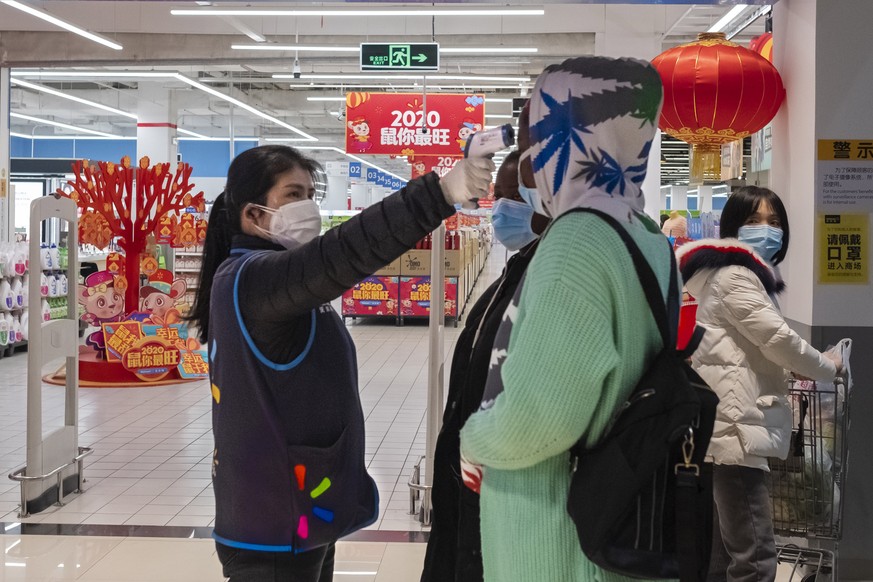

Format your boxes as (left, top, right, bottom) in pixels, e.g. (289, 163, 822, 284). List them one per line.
(186, 145, 493, 582)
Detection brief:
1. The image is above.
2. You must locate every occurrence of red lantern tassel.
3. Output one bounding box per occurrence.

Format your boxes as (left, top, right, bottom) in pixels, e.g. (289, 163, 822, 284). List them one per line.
(690, 143, 722, 185)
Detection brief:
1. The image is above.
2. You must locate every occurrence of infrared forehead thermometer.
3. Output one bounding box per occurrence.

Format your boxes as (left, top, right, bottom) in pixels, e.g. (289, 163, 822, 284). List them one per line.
(463, 124, 516, 158)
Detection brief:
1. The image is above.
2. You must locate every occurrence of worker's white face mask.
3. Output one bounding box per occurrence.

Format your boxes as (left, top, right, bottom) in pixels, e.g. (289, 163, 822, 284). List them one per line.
(250, 199, 322, 250)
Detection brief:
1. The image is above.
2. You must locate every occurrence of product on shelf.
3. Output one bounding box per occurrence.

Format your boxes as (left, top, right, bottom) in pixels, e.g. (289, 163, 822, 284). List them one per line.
(172, 245, 203, 315)
(1, 279, 13, 312)
(20, 311, 28, 341)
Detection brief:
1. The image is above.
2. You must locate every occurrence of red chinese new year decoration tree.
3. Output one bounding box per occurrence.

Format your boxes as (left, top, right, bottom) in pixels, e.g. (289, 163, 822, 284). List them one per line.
(60, 156, 205, 310)
(652, 32, 785, 183)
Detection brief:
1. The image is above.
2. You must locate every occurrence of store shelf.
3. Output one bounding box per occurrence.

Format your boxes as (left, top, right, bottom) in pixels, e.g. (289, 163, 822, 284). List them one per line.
(0, 341, 27, 360)
(175, 268, 201, 273)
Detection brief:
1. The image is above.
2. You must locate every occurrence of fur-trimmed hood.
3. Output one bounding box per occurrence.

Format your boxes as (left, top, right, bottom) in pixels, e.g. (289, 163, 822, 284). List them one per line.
(675, 238, 785, 295)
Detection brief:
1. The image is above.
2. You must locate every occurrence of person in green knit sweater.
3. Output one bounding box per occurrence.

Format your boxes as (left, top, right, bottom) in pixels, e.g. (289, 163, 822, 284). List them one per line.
(460, 56, 677, 582)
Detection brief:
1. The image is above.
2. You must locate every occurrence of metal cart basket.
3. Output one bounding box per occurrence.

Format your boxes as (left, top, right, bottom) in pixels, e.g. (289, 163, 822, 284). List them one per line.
(770, 379, 849, 581)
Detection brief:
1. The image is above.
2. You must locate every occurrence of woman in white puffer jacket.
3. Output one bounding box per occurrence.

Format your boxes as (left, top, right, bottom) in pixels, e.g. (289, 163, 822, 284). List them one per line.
(676, 187, 842, 582)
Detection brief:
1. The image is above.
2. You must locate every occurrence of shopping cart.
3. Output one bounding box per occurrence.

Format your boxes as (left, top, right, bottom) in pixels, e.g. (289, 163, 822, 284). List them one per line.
(770, 378, 850, 581)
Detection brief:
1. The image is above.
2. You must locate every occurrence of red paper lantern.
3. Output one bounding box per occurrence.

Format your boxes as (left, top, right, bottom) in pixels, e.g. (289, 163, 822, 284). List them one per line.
(750, 32, 774, 63)
(652, 32, 785, 183)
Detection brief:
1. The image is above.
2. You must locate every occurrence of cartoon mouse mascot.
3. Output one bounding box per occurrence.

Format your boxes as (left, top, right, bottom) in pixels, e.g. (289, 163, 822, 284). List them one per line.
(412, 160, 427, 178)
(79, 270, 126, 356)
(456, 119, 482, 152)
(140, 269, 187, 326)
(348, 116, 373, 153)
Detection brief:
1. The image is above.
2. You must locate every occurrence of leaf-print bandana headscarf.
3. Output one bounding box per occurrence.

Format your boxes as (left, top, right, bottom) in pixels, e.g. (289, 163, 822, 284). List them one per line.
(528, 56, 663, 222)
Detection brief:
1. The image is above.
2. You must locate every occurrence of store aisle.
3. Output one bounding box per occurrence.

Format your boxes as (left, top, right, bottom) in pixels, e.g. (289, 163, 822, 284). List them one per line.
(0, 243, 510, 533)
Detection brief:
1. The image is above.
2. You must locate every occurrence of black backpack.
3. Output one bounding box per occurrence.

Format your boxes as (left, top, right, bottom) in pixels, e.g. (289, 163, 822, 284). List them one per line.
(565, 209, 718, 582)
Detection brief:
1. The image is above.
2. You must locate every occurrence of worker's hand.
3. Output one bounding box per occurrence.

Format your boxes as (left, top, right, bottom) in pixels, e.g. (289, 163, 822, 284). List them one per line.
(440, 158, 495, 210)
(460, 455, 483, 495)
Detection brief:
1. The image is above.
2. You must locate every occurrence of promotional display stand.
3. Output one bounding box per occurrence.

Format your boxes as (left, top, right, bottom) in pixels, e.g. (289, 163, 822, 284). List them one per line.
(8, 194, 92, 517)
(43, 156, 209, 388)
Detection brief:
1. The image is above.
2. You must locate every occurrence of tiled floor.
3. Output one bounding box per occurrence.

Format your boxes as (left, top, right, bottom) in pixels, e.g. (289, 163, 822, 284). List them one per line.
(0, 531, 859, 581)
(0, 244, 508, 580)
(0, 534, 423, 581)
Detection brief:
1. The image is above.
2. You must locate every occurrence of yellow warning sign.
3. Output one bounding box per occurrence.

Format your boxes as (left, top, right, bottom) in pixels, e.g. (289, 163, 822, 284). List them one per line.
(819, 213, 868, 284)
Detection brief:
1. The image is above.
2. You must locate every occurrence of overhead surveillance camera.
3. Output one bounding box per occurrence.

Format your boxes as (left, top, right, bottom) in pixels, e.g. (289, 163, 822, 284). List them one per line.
(293, 58, 301, 79)
(337, 106, 346, 122)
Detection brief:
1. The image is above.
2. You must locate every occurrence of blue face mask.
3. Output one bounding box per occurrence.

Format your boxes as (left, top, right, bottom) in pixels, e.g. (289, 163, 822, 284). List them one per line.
(517, 184, 543, 215)
(491, 198, 538, 251)
(738, 224, 783, 262)
(517, 150, 546, 215)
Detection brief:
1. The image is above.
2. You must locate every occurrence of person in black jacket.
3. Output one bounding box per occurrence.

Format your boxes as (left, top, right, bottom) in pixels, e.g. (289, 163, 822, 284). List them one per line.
(421, 114, 549, 582)
(186, 145, 493, 582)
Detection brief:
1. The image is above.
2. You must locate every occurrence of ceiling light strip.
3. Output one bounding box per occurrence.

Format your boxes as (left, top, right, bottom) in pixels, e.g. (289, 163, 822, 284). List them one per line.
(232, 44, 537, 54)
(176, 128, 211, 139)
(198, 78, 531, 90)
(292, 84, 528, 91)
(11, 70, 318, 141)
(440, 47, 538, 54)
(1, 0, 123, 50)
(11, 112, 121, 138)
(335, 151, 406, 181)
(271, 144, 405, 181)
(173, 74, 318, 142)
(11, 71, 174, 78)
(231, 44, 360, 52)
(724, 5, 772, 40)
(310, 96, 516, 105)
(177, 136, 258, 142)
(173, 8, 544, 17)
(279, 74, 529, 82)
(11, 132, 136, 141)
(10, 78, 137, 119)
(707, 4, 749, 33)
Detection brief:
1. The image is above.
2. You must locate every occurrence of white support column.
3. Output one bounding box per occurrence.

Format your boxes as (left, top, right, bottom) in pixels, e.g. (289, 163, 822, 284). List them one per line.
(595, 6, 665, 220)
(642, 130, 662, 220)
(670, 185, 688, 211)
(349, 184, 368, 211)
(660, 185, 670, 212)
(0, 68, 11, 243)
(697, 185, 713, 212)
(136, 85, 178, 167)
(324, 176, 348, 211)
(323, 161, 349, 211)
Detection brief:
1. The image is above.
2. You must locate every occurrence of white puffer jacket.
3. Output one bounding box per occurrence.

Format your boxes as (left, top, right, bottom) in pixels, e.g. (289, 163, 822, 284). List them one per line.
(676, 239, 838, 470)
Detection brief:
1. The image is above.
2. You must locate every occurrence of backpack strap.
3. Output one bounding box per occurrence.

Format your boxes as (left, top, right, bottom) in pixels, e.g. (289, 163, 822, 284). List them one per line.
(675, 470, 707, 582)
(678, 325, 706, 361)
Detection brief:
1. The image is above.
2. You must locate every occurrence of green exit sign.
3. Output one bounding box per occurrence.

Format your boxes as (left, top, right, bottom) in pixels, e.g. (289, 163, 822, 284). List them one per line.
(360, 43, 440, 72)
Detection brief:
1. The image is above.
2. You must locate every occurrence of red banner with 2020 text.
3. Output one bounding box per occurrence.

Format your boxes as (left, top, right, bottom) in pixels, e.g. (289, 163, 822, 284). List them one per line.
(345, 92, 485, 157)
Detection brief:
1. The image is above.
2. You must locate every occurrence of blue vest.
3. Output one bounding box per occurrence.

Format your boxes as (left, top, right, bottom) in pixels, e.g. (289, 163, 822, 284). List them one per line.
(209, 250, 378, 552)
